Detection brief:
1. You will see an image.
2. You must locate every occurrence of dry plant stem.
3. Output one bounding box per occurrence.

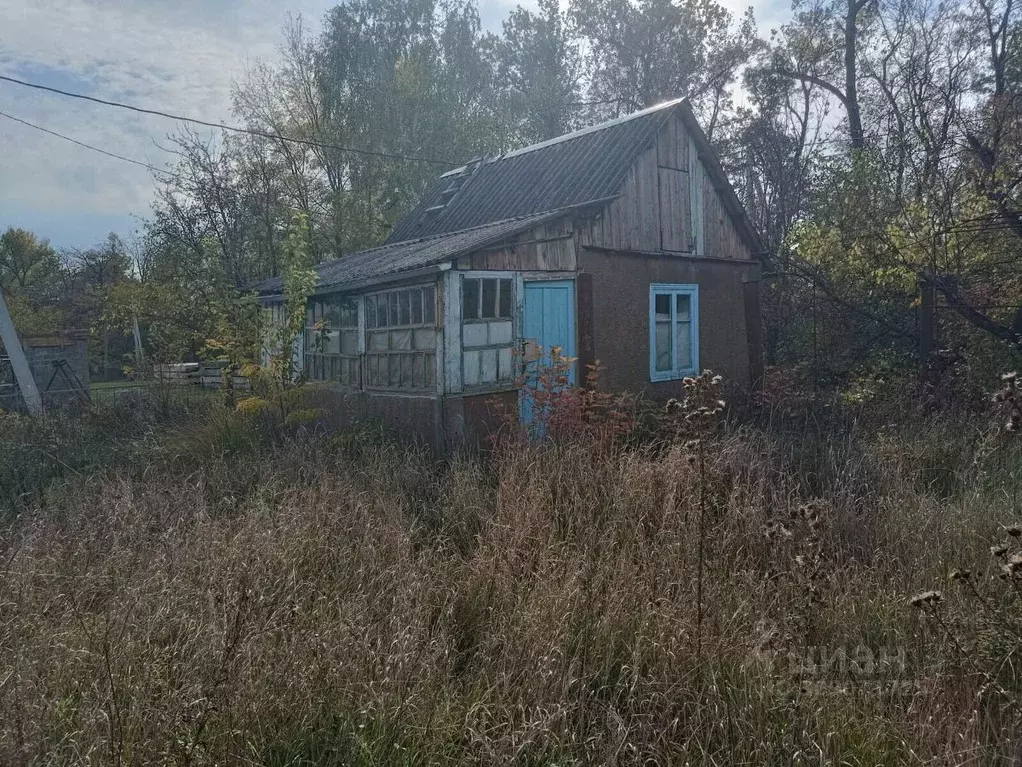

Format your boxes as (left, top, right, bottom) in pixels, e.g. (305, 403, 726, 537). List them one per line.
(963, 578, 1022, 643)
(696, 440, 706, 667)
(929, 606, 1022, 717)
(4, 379, 1022, 764)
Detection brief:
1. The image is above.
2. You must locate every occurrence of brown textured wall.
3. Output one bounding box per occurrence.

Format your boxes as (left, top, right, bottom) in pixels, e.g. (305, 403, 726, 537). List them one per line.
(460, 390, 517, 451)
(579, 248, 759, 397)
(305, 387, 443, 450)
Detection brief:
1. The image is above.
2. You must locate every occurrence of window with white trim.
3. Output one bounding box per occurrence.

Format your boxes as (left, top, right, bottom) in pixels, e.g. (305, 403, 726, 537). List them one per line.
(461, 276, 515, 387)
(365, 285, 437, 391)
(649, 284, 699, 381)
(306, 296, 359, 385)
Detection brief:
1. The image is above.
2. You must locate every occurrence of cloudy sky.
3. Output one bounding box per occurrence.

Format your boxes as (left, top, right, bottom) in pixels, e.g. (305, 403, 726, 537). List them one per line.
(1, 0, 790, 249)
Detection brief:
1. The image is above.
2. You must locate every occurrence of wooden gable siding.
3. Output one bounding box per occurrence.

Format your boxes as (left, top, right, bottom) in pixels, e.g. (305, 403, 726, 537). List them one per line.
(455, 217, 576, 271)
(580, 140, 662, 252)
(581, 111, 752, 261)
(701, 164, 749, 261)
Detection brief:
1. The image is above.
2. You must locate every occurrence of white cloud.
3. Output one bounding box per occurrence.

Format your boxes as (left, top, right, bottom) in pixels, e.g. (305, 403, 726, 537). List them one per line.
(0, 0, 789, 246)
(0, 0, 333, 242)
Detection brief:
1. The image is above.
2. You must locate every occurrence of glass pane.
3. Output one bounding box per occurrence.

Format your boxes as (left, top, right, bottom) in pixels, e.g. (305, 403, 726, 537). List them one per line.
(677, 321, 692, 369)
(489, 320, 513, 346)
(481, 279, 497, 319)
(388, 293, 399, 327)
(498, 279, 512, 318)
(323, 330, 340, 355)
(341, 299, 357, 328)
(480, 348, 498, 384)
(366, 296, 376, 329)
(401, 354, 414, 388)
(463, 278, 480, 320)
(424, 286, 436, 324)
(369, 331, 389, 351)
(399, 290, 411, 326)
(655, 308, 672, 373)
(424, 353, 436, 388)
(462, 323, 488, 348)
(498, 346, 513, 381)
(413, 354, 425, 389)
(654, 292, 673, 372)
(376, 295, 388, 328)
(676, 294, 691, 322)
(323, 301, 340, 329)
(413, 328, 436, 350)
(654, 293, 671, 320)
(391, 329, 412, 351)
(463, 349, 480, 387)
(340, 330, 358, 356)
(410, 289, 423, 325)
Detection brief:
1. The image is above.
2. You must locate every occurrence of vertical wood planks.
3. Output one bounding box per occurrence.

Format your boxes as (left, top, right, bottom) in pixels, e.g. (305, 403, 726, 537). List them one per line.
(442, 269, 462, 394)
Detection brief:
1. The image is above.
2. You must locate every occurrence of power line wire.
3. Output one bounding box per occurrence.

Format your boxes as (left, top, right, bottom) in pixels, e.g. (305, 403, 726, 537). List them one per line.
(0, 74, 455, 167)
(0, 109, 180, 178)
(0, 109, 392, 233)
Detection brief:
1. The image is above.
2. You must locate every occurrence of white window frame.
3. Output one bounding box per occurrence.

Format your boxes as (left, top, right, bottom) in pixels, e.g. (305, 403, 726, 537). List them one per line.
(649, 283, 699, 382)
(305, 294, 360, 387)
(363, 283, 438, 392)
(459, 272, 518, 390)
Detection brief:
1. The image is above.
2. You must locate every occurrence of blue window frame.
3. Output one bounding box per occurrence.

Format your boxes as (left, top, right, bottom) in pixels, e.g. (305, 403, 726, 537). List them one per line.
(649, 284, 699, 381)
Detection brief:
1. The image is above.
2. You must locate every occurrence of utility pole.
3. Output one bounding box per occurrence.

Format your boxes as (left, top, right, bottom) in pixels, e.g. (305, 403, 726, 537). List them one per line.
(0, 290, 42, 413)
(131, 315, 144, 370)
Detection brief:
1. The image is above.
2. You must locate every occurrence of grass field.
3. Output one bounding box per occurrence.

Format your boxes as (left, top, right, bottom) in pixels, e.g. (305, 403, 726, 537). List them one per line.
(2, 382, 1022, 765)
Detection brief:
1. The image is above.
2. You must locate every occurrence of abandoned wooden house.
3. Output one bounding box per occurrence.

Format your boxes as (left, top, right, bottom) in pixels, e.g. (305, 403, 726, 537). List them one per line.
(257, 97, 765, 449)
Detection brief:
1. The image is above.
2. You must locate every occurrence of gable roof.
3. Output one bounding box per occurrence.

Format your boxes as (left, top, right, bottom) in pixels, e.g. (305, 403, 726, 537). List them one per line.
(387, 98, 684, 243)
(256, 99, 764, 297)
(255, 207, 597, 297)
(388, 98, 764, 256)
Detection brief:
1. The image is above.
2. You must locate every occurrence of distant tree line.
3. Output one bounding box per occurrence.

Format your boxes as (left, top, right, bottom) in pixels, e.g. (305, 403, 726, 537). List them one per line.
(4, 0, 1022, 396)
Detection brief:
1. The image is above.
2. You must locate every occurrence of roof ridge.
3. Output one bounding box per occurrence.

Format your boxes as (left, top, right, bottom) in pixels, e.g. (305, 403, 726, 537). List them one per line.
(495, 97, 685, 163)
(438, 98, 685, 178)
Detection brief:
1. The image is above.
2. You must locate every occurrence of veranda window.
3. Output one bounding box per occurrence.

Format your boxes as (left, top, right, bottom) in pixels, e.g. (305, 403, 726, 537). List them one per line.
(461, 276, 514, 387)
(305, 295, 359, 385)
(649, 284, 699, 381)
(365, 285, 437, 390)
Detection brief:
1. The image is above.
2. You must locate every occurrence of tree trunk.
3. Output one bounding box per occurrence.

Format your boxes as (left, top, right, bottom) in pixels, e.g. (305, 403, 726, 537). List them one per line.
(845, 0, 865, 151)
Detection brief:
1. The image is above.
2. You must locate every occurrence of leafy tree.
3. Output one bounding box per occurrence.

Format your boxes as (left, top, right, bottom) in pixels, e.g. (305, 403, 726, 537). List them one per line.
(0, 228, 63, 333)
(569, 0, 758, 128)
(496, 0, 583, 143)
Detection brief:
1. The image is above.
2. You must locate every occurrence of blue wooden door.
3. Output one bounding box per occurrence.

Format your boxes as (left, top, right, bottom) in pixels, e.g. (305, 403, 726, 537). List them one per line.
(521, 280, 576, 429)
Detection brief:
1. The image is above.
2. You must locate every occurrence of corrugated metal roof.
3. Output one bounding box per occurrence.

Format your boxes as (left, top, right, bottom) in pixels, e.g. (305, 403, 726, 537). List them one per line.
(255, 209, 571, 296)
(387, 100, 680, 243)
(255, 98, 765, 298)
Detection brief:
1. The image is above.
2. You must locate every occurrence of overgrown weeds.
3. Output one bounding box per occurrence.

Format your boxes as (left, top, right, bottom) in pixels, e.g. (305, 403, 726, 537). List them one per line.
(1, 381, 1022, 764)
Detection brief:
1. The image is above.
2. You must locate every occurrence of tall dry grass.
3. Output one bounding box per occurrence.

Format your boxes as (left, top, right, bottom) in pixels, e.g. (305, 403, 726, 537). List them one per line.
(2, 396, 1022, 764)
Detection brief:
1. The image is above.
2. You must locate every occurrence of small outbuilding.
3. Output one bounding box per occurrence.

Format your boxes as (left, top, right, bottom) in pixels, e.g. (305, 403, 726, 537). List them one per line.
(257, 98, 765, 449)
